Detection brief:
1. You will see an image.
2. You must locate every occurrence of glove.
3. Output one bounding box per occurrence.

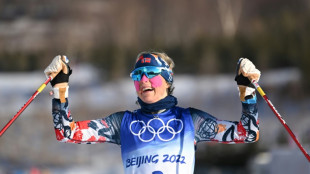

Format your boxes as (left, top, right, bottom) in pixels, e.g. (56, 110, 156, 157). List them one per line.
(235, 58, 260, 101)
(44, 55, 72, 103)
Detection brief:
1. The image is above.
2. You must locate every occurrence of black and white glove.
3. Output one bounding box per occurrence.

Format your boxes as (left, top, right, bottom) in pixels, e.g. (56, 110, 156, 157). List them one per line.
(235, 58, 260, 101)
(44, 55, 72, 103)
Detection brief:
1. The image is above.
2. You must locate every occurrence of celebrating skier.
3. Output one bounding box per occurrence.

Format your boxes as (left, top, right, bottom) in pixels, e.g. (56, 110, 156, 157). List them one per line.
(45, 52, 260, 174)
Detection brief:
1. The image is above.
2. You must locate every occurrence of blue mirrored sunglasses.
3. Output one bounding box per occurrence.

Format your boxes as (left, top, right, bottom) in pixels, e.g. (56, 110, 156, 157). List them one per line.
(130, 66, 169, 81)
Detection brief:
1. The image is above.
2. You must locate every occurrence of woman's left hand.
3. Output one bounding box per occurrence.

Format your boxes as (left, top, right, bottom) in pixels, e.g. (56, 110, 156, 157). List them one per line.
(235, 58, 261, 101)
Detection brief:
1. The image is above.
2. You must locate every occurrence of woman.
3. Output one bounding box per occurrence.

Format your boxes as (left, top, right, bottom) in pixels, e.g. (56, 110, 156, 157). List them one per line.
(45, 52, 260, 174)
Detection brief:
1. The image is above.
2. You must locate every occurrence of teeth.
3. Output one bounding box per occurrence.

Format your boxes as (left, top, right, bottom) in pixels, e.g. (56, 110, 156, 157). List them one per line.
(143, 87, 152, 91)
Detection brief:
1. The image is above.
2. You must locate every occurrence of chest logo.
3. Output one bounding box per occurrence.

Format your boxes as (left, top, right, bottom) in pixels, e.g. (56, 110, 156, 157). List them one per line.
(129, 118, 183, 142)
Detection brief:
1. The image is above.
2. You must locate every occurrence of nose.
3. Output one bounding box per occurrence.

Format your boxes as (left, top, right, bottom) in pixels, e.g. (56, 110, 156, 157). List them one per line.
(140, 74, 149, 82)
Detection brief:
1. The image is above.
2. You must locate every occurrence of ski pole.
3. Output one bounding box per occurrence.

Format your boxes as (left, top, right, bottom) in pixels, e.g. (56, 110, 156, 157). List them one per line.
(252, 80, 310, 162)
(0, 76, 52, 137)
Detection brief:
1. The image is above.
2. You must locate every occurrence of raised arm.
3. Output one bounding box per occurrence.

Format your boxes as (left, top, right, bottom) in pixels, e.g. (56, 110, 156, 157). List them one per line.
(191, 98, 258, 144)
(192, 58, 260, 144)
(52, 98, 124, 144)
(45, 55, 123, 144)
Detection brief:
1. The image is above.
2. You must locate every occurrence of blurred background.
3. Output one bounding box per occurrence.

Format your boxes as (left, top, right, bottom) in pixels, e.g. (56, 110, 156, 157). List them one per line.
(0, 0, 310, 173)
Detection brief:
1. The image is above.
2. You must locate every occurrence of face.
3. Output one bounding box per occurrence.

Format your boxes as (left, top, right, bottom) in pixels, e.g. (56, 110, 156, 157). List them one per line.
(134, 75, 170, 104)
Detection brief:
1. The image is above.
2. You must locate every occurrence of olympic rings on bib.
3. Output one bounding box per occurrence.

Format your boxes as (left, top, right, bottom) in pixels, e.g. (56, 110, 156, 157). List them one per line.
(129, 118, 183, 142)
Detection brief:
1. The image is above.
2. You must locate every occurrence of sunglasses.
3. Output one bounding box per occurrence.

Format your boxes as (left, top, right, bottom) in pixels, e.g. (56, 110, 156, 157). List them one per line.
(130, 66, 171, 81)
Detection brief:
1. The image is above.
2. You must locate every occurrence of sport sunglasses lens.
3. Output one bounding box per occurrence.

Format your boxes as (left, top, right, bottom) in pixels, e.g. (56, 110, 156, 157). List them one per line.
(130, 67, 162, 81)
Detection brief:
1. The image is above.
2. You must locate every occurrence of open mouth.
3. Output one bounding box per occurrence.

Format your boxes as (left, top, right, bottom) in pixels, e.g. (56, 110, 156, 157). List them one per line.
(142, 87, 154, 93)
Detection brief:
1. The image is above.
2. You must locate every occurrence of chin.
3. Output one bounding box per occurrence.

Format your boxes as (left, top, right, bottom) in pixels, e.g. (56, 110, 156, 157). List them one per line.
(142, 98, 157, 104)
(140, 96, 159, 104)
(139, 92, 167, 104)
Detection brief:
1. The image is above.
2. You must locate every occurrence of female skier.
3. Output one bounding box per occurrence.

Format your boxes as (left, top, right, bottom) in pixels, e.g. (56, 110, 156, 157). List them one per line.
(45, 52, 260, 174)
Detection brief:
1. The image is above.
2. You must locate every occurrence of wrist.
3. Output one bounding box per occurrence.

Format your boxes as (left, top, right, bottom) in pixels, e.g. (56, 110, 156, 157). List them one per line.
(242, 94, 257, 104)
(53, 86, 69, 103)
(53, 82, 68, 88)
(238, 86, 255, 102)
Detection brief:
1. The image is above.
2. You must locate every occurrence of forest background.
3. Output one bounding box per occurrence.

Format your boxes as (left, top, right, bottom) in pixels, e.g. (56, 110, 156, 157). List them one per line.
(1, 0, 310, 87)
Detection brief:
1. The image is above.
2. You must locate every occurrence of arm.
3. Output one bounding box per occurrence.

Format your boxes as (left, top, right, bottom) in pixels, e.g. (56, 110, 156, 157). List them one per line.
(52, 98, 124, 144)
(191, 97, 258, 144)
(192, 58, 260, 144)
(45, 55, 123, 144)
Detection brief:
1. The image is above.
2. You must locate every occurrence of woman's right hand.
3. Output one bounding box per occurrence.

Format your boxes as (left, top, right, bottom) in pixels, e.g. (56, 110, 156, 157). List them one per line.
(44, 55, 71, 88)
(44, 55, 72, 102)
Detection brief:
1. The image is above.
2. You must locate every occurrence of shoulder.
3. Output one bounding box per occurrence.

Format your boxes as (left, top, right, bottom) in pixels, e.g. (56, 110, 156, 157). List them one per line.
(173, 106, 188, 112)
(104, 111, 127, 123)
(173, 106, 207, 115)
(171, 106, 191, 115)
(118, 109, 143, 121)
(188, 107, 217, 121)
(109, 110, 142, 116)
(108, 111, 126, 117)
(188, 107, 204, 116)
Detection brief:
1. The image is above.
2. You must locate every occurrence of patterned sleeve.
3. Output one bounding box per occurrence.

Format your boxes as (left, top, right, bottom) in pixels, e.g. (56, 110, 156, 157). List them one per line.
(190, 96, 259, 144)
(52, 98, 124, 145)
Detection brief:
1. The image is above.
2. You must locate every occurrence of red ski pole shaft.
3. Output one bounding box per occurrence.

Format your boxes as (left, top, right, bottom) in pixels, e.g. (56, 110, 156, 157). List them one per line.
(0, 76, 52, 137)
(252, 80, 310, 162)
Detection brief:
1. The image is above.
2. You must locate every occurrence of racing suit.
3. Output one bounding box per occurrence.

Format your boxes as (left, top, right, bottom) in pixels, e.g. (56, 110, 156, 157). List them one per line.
(52, 96, 258, 174)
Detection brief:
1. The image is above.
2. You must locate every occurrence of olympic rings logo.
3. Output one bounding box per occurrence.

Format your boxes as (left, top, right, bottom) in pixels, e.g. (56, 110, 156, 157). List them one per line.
(129, 118, 183, 142)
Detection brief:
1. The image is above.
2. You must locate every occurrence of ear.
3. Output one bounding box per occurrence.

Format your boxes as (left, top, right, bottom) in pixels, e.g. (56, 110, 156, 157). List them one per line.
(165, 81, 171, 92)
(165, 81, 171, 88)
